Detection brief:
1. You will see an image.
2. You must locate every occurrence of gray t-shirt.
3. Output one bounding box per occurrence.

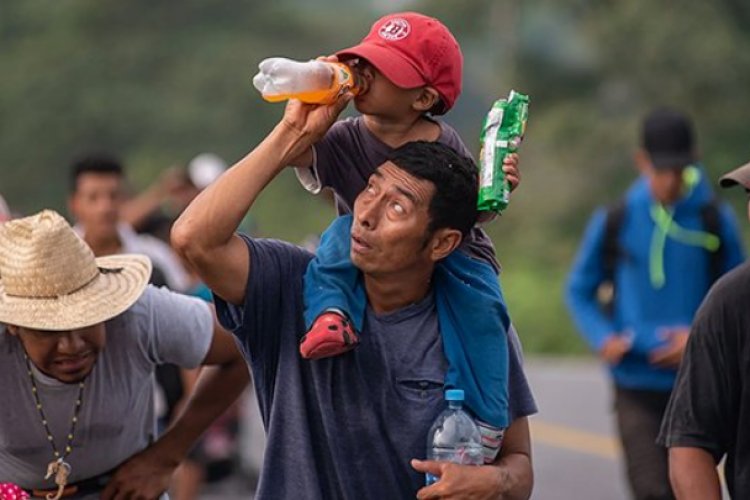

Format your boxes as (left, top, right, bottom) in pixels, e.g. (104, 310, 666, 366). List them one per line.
(215, 237, 537, 500)
(0, 286, 213, 494)
(295, 116, 499, 271)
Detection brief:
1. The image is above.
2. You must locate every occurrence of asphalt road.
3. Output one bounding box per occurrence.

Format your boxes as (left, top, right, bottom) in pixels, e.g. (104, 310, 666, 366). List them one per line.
(525, 357, 630, 500)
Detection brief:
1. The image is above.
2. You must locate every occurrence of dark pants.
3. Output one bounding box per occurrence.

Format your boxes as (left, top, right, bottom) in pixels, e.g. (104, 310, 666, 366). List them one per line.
(614, 386, 675, 500)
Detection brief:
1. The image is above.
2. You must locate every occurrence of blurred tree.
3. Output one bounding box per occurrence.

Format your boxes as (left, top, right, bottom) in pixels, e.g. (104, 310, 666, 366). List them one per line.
(1, 0, 748, 352)
(414, 0, 750, 352)
(0, 0, 369, 216)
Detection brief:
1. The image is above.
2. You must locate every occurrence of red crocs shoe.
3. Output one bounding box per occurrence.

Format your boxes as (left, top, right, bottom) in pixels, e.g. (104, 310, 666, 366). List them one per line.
(299, 311, 360, 359)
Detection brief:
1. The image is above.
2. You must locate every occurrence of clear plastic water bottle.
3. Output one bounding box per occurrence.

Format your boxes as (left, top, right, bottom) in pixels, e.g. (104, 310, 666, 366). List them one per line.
(425, 389, 484, 485)
(252, 57, 359, 105)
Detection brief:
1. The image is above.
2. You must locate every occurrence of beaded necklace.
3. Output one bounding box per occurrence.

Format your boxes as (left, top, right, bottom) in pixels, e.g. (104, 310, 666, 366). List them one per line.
(24, 354, 85, 500)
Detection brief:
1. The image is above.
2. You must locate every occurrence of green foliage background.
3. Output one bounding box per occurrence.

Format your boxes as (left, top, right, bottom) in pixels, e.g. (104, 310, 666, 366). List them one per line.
(2, 0, 749, 354)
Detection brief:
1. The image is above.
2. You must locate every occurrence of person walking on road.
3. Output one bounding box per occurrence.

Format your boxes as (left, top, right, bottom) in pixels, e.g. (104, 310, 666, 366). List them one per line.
(566, 108, 745, 499)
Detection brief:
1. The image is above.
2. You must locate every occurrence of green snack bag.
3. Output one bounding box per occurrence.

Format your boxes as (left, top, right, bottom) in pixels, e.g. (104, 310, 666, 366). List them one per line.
(477, 90, 530, 213)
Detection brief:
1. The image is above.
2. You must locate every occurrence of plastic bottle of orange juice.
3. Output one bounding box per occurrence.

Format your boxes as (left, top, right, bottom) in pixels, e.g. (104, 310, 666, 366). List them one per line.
(252, 57, 359, 104)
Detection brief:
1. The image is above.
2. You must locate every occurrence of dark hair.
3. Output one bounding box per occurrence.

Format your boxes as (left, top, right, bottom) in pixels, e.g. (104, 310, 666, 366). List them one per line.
(387, 141, 478, 237)
(69, 154, 124, 193)
(428, 98, 446, 116)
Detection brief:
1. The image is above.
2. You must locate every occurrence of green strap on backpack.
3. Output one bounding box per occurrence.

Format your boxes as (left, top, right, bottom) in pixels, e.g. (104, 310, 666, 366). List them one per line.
(599, 197, 723, 314)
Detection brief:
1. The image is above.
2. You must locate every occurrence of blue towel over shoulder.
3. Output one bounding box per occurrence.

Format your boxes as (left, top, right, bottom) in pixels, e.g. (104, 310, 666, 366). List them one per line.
(304, 215, 510, 428)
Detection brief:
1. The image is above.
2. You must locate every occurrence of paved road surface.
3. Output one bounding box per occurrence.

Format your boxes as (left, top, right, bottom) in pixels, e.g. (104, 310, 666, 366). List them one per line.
(526, 357, 629, 500)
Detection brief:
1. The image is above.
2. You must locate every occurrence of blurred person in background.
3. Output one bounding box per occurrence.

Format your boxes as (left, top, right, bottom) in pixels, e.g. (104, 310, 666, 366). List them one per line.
(68, 153, 190, 292)
(658, 160, 750, 500)
(119, 153, 232, 293)
(566, 108, 745, 499)
(121, 153, 228, 243)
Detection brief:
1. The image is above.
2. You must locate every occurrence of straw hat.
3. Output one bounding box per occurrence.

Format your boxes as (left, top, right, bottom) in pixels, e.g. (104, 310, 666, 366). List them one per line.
(0, 210, 151, 331)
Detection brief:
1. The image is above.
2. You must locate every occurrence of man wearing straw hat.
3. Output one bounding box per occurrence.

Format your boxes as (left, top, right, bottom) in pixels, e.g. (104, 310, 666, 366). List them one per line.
(0, 210, 249, 499)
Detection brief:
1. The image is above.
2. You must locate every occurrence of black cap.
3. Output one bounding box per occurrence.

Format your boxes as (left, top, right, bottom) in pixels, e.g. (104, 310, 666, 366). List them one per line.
(642, 108, 695, 169)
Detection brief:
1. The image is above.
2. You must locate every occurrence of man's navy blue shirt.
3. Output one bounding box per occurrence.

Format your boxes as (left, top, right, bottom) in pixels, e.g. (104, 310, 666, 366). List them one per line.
(216, 236, 537, 500)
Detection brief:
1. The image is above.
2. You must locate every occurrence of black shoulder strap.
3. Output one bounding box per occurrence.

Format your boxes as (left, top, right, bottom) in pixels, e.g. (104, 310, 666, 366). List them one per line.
(700, 198, 723, 285)
(602, 198, 627, 284)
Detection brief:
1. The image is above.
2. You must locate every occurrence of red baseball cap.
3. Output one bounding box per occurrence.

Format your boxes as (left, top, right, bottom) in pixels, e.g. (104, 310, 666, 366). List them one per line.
(337, 12, 463, 114)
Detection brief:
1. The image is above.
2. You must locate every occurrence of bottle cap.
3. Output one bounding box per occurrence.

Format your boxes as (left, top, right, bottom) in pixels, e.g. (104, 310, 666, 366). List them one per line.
(445, 389, 464, 401)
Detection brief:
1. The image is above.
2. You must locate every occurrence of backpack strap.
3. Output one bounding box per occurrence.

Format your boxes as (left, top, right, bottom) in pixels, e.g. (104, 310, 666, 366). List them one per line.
(602, 198, 627, 284)
(598, 198, 626, 316)
(700, 198, 723, 285)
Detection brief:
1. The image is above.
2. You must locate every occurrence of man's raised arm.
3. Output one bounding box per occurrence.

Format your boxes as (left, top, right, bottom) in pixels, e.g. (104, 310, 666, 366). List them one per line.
(171, 97, 351, 305)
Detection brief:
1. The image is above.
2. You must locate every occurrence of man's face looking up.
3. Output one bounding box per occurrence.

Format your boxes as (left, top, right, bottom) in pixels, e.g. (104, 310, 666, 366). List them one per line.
(350, 162, 437, 277)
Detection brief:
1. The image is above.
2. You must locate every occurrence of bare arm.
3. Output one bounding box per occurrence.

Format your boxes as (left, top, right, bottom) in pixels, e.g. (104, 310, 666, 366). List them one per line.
(147, 316, 250, 463)
(490, 416, 533, 499)
(144, 316, 249, 465)
(121, 166, 188, 230)
(287, 147, 314, 170)
(412, 416, 533, 500)
(171, 97, 350, 305)
(120, 183, 165, 230)
(103, 315, 250, 499)
(669, 447, 721, 500)
(649, 327, 690, 368)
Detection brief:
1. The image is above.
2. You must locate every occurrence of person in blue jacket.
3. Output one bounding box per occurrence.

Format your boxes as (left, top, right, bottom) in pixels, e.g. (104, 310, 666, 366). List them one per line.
(566, 108, 745, 500)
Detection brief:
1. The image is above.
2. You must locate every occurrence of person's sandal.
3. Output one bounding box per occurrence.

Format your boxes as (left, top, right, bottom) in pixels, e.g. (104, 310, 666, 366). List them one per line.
(299, 311, 360, 359)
